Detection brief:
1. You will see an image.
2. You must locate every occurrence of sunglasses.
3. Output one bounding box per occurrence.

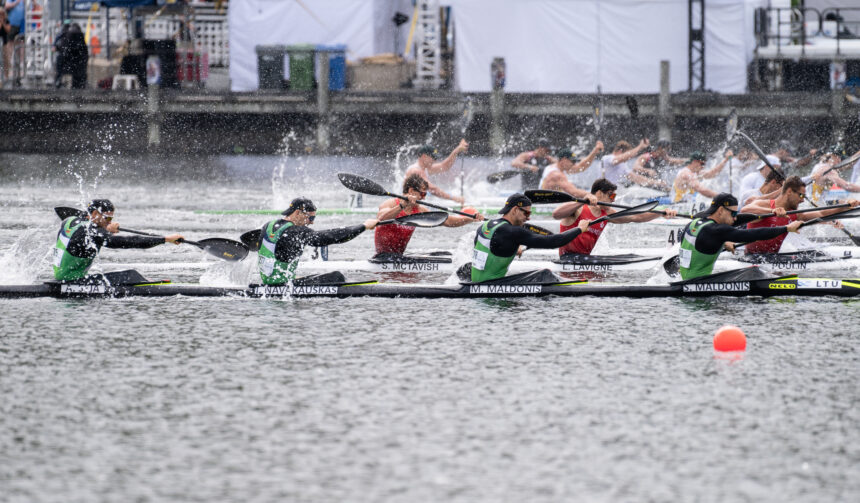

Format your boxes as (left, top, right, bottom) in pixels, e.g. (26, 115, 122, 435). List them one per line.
(607, 192, 617, 202)
(305, 213, 316, 222)
(729, 209, 738, 218)
(418, 190, 427, 198)
(519, 207, 532, 217)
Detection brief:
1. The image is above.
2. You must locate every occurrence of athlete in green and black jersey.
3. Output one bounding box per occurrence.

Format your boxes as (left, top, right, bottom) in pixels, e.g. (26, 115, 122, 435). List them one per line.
(53, 199, 183, 281)
(678, 193, 803, 280)
(256, 197, 378, 284)
(471, 193, 590, 282)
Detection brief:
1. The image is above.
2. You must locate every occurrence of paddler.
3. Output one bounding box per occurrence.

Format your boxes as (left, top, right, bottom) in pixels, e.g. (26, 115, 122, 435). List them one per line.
(678, 193, 803, 280)
(551, 178, 678, 258)
(471, 194, 590, 282)
(740, 176, 859, 254)
(539, 143, 604, 197)
(510, 137, 557, 190)
(257, 197, 378, 285)
(53, 199, 183, 281)
(671, 150, 732, 203)
(374, 174, 485, 257)
(808, 147, 860, 201)
(404, 140, 469, 204)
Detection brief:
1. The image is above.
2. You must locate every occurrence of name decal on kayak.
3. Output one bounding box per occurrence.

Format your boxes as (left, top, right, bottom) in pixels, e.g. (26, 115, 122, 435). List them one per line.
(682, 282, 750, 293)
(562, 264, 612, 272)
(767, 261, 808, 270)
(60, 284, 107, 294)
(469, 284, 542, 294)
(379, 262, 441, 271)
(796, 279, 841, 289)
(251, 285, 339, 296)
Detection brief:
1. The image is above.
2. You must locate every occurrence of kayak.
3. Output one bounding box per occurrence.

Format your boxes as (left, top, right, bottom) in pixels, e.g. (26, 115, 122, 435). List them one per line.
(2, 268, 858, 299)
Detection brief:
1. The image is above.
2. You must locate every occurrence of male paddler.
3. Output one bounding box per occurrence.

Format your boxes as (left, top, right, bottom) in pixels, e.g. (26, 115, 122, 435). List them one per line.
(552, 178, 678, 258)
(471, 194, 590, 282)
(404, 140, 469, 204)
(257, 197, 378, 284)
(671, 150, 732, 203)
(53, 199, 184, 281)
(375, 174, 484, 256)
(678, 193, 803, 280)
(539, 143, 604, 197)
(740, 176, 859, 254)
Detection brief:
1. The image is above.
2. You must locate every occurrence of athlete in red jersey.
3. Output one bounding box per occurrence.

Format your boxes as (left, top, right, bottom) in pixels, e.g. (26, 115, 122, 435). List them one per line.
(552, 178, 677, 257)
(741, 176, 858, 254)
(374, 174, 484, 256)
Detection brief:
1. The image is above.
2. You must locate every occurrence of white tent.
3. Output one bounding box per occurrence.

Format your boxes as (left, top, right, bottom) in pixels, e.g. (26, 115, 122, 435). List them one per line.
(229, 0, 412, 92)
(230, 0, 766, 93)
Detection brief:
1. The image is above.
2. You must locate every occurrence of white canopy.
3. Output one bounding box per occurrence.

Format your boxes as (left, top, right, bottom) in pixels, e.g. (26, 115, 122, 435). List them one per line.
(230, 0, 766, 93)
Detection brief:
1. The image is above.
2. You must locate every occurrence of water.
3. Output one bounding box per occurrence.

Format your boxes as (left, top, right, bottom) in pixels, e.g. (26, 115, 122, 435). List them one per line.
(1, 154, 858, 501)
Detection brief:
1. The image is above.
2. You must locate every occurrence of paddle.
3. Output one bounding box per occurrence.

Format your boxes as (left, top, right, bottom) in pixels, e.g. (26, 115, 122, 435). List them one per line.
(729, 128, 788, 181)
(337, 173, 478, 218)
(724, 109, 738, 192)
(486, 170, 522, 184)
(525, 189, 692, 218)
(816, 149, 860, 178)
(800, 198, 860, 246)
(54, 206, 249, 261)
(458, 97, 474, 199)
(238, 211, 451, 250)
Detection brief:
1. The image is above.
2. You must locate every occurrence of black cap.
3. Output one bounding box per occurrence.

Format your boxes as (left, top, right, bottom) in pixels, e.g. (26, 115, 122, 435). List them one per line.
(282, 197, 317, 216)
(416, 144, 438, 159)
(499, 193, 532, 214)
(87, 199, 115, 213)
(693, 192, 738, 219)
(537, 137, 551, 148)
(555, 148, 577, 162)
(689, 151, 706, 162)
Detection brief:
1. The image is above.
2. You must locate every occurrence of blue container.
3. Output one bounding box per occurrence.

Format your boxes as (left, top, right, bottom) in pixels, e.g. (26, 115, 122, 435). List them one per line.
(316, 44, 347, 90)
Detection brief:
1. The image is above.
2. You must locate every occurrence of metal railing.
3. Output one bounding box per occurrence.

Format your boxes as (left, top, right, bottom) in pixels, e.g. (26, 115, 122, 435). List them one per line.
(755, 6, 860, 57)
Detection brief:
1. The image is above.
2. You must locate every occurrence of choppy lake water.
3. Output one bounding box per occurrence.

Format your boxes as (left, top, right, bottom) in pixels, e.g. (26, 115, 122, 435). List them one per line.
(1, 154, 858, 501)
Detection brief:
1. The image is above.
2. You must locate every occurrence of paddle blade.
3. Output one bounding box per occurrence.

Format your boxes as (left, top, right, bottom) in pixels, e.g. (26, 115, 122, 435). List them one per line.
(337, 173, 390, 197)
(524, 190, 576, 204)
(394, 211, 449, 228)
(625, 96, 639, 120)
(486, 170, 521, 184)
(196, 238, 249, 262)
(595, 200, 660, 225)
(55, 206, 87, 220)
(725, 108, 738, 143)
(735, 130, 787, 180)
(524, 223, 554, 236)
(240, 229, 262, 250)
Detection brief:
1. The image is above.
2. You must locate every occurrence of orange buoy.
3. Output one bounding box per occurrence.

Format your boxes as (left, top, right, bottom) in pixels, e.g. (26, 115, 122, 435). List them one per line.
(461, 206, 477, 215)
(713, 325, 746, 351)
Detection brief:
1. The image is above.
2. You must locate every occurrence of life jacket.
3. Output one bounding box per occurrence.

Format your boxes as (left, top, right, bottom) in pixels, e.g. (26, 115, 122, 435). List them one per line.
(53, 217, 94, 280)
(679, 218, 722, 280)
(258, 220, 298, 285)
(745, 200, 796, 254)
(471, 220, 516, 282)
(374, 205, 421, 254)
(559, 204, 607, 255)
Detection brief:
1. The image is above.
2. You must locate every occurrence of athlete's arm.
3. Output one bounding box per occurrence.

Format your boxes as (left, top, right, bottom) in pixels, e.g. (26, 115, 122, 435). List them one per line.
(542, 173, 589, 198)
(103, 233, 167, 249)
(695, 223, 788, 254)
(797, 199, 860, 221)
(489, 223, 586, 256)
(425, 180, 464, 204)
(551, 201, 584, 220)
(275, 225, 366, 262)
(443, 212, 484, 227)
(511, 152, 536, 171)
(701, 151, 732, 179)
(427, 139, 468, 175)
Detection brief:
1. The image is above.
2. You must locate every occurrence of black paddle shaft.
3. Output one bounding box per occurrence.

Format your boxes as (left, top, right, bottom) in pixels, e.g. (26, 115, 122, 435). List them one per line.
(337, 173, 477, 219)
